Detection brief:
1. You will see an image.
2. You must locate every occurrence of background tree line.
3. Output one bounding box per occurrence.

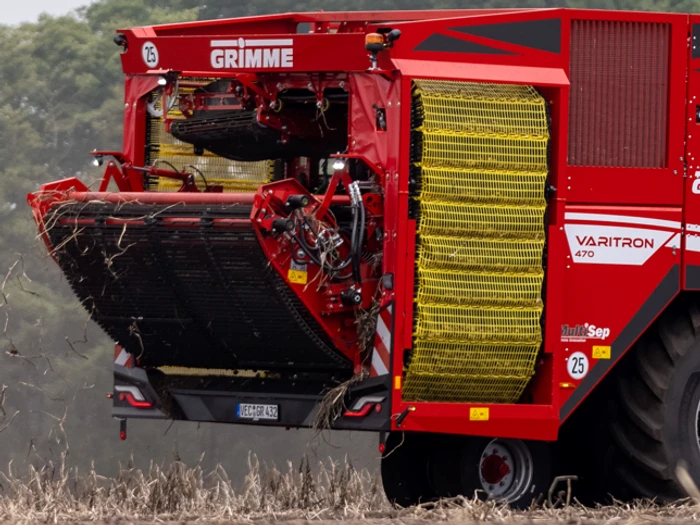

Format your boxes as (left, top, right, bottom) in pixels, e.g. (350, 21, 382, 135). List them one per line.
(0, 0, 695, 473)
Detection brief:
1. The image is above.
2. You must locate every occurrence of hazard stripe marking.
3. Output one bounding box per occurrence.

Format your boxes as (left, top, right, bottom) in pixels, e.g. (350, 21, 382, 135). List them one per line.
(371, 350, 389, 376)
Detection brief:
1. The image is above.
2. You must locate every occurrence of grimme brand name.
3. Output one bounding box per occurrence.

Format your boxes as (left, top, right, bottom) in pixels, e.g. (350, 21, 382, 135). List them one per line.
(575, 235, 654, 248)
(210, 38, 294, 69)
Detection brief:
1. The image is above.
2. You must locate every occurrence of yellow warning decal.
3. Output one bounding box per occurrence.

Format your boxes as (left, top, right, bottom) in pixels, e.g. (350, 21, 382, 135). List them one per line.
(288, 261, 308, 285)
(592, 345, 611, 359)
(288, 270, 308, 285)
(470, 407, 490, 421)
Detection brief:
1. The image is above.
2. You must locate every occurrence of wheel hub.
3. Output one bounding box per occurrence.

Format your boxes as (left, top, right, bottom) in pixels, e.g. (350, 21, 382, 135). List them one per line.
(481, 452, 512, 485)
(478, 439, 533, 502)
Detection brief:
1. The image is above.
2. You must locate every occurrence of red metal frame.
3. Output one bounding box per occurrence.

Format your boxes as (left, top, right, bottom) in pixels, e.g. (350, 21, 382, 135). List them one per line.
(683, 16, 700, 290)
(249, 178, 383, 370)
(27, 8, 700, 442)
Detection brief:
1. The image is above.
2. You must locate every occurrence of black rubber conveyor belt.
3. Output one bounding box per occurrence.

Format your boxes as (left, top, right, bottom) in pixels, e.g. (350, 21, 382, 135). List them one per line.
(45, 202, 351, 372)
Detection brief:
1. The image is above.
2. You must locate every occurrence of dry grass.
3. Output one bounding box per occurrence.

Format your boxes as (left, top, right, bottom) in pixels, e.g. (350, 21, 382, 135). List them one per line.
(312, 371, 369, 432)
(3, 455, 700, 523)
(0, 453, 385, 522)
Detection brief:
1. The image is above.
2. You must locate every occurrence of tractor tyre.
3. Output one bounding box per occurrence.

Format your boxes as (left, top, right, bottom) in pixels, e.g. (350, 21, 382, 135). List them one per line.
(426, 434, 466, 498)
(381, 432, 436, 507)
(596, 297, 700, 500)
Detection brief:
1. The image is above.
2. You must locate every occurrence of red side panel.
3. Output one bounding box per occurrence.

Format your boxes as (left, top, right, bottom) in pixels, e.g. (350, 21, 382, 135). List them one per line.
(555, 11, 687, 421)
(564, 11, 687, 206)
(556, 206, 681, 421)
(684, 18, 700, 290)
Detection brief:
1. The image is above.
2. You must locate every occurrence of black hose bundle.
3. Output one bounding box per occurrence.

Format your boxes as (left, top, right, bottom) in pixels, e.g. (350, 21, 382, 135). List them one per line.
(290, 182, 364, 284)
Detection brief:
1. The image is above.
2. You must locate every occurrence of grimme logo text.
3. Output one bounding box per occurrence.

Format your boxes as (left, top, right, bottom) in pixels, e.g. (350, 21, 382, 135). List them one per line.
(211, 38, 294, 69)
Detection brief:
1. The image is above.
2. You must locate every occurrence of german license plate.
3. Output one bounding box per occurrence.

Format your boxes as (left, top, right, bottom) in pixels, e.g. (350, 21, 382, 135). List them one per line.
(236, 403, 279, 421)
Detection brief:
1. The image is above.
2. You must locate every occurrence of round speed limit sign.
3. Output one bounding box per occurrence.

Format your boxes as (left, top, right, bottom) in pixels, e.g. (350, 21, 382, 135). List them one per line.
(142, 41, 159, 68)
(567, 352, 589, 380)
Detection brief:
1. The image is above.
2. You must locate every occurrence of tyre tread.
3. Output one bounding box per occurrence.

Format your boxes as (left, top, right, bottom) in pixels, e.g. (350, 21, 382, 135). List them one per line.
(617, 371, 664, 441)
(607, 299, 698, 499)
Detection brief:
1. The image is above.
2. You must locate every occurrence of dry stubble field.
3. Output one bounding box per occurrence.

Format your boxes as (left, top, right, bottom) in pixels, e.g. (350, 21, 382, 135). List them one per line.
(2, 456, 700, 524)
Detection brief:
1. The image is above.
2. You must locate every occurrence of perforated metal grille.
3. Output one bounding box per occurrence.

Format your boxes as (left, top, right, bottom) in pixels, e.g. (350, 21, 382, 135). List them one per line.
(419, 133, 548, 172)
(146, 82, 272, 192)
(417, 167, 547, 205)
(414, 304, 543, 343)
(418, 202, 546, 238)
(417, 236, 545, 272)
(404, 80, 549, 403)
(407, 341, 540, 403)
(417, 269, 544, 307)
(568, 20, 670, 168)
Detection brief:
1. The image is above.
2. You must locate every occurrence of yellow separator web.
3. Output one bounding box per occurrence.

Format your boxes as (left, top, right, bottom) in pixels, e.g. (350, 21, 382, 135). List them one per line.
(404, 79, 549, 403)
(146, 81, 272, 192)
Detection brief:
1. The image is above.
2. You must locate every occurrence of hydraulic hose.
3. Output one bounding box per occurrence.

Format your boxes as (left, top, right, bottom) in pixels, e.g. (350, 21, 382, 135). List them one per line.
(288, 183, 365, 283)
(348, 182, 364, 285)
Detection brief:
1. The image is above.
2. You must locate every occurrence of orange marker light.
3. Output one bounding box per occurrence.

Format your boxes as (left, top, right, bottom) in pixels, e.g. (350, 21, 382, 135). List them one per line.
(365, 33, 385, 52)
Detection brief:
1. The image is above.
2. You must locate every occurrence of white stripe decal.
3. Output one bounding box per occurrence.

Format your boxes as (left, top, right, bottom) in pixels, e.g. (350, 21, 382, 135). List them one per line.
(371, 350, 389, 376)
(211, 40, 239, 47)
(115, 349, 129, 366)
(246, 39, 293, 47)
(565, 213, 680, 230)
(210, 39, 293, 47)
(351, 395, 385, 411)
(665, 233, 681, 248)
(564, 224, 674, 266)
(114, 385, 145, 401)
(376, 315, 391, 353)
(687, 234, 700, 253)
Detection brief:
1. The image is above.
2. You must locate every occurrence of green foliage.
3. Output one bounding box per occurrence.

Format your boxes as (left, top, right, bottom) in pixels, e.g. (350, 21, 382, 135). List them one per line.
(0, 0, 199, 471)
(196, 0, 700, 20)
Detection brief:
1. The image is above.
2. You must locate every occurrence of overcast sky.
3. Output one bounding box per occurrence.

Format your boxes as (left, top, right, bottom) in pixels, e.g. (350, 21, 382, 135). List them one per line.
(2, 0, 91, 25)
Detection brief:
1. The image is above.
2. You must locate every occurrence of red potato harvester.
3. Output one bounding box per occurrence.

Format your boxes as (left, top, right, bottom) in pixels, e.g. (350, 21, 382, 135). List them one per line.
(28, 7, 700, 507)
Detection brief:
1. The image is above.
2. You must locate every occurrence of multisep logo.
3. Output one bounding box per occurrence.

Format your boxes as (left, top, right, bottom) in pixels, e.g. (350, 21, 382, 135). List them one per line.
(561, 323, 611, 342)
(210, 38, 294, 69)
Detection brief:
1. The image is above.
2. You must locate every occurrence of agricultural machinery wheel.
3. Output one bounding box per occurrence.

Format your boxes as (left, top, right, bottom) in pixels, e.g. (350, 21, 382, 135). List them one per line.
(426, 434, 465, 498)
(602, 298, 700, 500)
(459, 437, 551, 509)
(381, 432, 436, 506)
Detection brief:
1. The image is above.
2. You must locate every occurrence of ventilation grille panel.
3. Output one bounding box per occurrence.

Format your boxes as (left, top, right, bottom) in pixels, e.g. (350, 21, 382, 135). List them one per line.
(568, 20, 670, 168)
